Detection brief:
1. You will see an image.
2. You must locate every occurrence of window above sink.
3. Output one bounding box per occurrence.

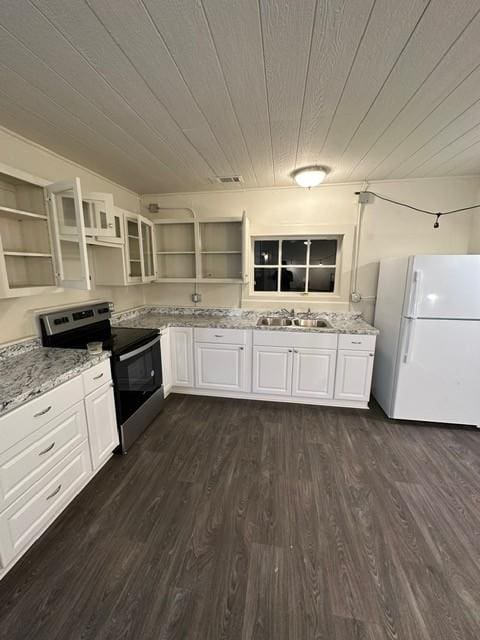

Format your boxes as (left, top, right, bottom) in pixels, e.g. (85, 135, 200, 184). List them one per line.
(252, 236, 340, 296)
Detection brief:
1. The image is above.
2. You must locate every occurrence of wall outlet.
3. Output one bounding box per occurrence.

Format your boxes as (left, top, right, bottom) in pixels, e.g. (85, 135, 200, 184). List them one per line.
(191, 292, 202, 303)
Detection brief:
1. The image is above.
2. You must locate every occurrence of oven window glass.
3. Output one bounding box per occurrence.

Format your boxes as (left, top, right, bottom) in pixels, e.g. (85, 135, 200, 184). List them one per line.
(114, 341, 162, 422)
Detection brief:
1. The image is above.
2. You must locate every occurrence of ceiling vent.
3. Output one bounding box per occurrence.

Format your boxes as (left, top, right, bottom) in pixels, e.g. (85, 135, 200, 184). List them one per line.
(211, 175, 243, 184)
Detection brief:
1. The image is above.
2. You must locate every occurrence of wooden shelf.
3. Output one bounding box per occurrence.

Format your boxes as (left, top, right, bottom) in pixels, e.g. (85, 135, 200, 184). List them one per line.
(201, 251, 241, 254)
(155, 277, 198, 283)
(4, 251, 52, 258)
(0, 205, 47, 221)
(128, 234, 139, 240)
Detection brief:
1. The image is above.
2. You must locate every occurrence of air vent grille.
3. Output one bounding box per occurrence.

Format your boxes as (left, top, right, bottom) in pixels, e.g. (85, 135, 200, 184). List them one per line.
(211, 175, 243, 184)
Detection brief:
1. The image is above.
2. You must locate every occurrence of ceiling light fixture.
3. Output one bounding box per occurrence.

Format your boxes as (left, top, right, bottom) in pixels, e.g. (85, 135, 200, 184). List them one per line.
(291, 165, 329, 188)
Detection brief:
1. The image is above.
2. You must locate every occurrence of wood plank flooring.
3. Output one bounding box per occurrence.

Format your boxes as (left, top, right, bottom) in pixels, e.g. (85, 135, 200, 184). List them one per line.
(0, 394, 479, 639)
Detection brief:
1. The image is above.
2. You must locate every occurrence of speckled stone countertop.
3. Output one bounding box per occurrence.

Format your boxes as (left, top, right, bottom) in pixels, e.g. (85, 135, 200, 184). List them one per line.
(0, 344, 110, 418)
(113, 306, 378, 335)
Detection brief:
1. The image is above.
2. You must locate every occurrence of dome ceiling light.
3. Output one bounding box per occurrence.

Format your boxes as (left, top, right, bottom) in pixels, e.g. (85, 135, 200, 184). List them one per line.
(291, 165, 329, 188)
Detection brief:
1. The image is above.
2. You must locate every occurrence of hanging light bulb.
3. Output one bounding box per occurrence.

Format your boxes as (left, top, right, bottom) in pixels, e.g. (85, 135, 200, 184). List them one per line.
(291, 166, 329, 188)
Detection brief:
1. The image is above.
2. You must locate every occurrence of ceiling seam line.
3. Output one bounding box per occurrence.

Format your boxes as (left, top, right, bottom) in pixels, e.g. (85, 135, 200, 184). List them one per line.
(401, 118, 480, 178)
(345, 5, 480, 179)
(366, 58, 480, 178)
(27, 0, 209, 182)
(318, 0, 377, 157)
(84, 0, 222, 179)
(293, 0, 319, 170)
(0, 60, 169, 185)
(0, 23, 189, 184)
(339, 0, 434, 172)
(199, 0, 260, 185)
(384, 94, 480, 179)
(257, 0, 277, 185)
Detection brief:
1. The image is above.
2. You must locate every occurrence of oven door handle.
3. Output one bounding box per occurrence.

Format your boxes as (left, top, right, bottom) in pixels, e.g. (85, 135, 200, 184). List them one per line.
(118, 335, 160, 362)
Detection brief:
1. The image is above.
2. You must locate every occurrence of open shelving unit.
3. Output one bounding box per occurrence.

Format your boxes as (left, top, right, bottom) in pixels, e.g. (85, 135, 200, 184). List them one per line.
(0, 171, 58, 296)
(154, 215, 247, 283)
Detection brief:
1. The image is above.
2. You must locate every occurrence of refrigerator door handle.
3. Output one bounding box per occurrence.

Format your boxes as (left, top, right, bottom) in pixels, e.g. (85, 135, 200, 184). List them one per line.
(407, 269, 423, 318)
(403, 318, 416, 363)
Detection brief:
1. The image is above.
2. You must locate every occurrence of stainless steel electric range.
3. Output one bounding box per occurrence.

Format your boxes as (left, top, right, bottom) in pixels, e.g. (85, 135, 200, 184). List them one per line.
(39, 302, 164, 453)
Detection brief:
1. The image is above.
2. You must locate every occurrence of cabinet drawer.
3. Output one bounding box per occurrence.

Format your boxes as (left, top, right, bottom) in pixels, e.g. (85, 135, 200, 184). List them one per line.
(338, 334, 376, 351)
(0, 443, 91, 567)
(253, 330, 337, 350)
(194, 327, 247, 345)
(0, 402, 88, 511)
(82, 359, 112, 396)
(0, 376, 84, 455)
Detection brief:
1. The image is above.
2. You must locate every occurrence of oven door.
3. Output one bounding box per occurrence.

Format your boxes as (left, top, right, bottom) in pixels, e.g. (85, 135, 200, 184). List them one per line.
(113, 335, 162, 424)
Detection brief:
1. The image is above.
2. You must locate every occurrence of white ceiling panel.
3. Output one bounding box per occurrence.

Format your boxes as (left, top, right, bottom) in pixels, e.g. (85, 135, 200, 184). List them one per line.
(0, 0, 479, 193)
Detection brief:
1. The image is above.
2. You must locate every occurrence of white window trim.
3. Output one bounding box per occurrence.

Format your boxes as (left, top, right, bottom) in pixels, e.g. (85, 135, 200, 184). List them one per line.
(242, 225, 354, 309)
(251, 235, 340, 296)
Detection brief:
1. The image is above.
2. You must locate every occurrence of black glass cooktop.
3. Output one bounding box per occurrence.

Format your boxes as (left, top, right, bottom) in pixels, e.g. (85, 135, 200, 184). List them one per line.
(43, 320, 159, 356)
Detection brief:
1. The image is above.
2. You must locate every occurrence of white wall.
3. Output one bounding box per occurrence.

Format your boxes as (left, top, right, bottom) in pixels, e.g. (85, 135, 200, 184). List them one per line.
(142, 176, 479, 321)
(0, 126, 144, 345)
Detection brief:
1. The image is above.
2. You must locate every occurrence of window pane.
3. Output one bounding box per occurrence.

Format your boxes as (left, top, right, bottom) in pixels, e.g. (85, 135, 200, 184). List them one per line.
(309, 239, 337, 265)
(282, 239, 307, 265)
(281, 267, 306, 292)
(254, 240, 278, 265)
(254, 268, 278, 291)
(308, 267, 335, 292)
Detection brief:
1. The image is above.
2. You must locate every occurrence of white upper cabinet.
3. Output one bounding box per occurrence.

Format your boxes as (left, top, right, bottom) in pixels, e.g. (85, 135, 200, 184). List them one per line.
(47, 178, 91, 291)
(154, 213, 249, 283)
(55, 189, 115, 238)
(0, 167, 58, 298)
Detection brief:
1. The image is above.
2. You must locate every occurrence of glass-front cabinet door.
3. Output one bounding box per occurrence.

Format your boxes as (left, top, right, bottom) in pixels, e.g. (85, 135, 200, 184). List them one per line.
(141, 219, 155, 281)
(97, 206, 124, 244)
(124, 214, 143, 283)
(47, 178, 91, 290)
(55, 189, 114, 237)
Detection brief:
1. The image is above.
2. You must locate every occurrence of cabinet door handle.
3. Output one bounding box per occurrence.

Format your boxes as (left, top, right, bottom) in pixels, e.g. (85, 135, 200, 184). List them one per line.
(93, 372, 104, 380)
(239, 346, 244, 350)
(214, 334, 224, 338)
(39, 442, 55, 456)
(34, 405, 52, 418)
(293, 349, 298, 353)
(288, 349, 293, 353)
(46, 484, 62, 500)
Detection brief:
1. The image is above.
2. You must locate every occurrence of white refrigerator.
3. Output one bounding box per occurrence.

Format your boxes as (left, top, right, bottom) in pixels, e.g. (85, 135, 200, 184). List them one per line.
(373, 255, 480, 427)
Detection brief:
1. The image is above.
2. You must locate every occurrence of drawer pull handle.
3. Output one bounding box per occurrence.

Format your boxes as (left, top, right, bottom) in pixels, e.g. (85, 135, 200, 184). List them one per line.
(39, 442, 55, 456)
(34, 405, 52, 418)
(351, 341, 362, 344)
(214, 334, 224, 338)
(93, 372, 104, 380)
(46, 484, 62, 500)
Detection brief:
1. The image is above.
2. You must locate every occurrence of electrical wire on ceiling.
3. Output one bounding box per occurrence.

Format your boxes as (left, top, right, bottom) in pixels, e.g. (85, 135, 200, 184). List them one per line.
(355, 190, 480, 229)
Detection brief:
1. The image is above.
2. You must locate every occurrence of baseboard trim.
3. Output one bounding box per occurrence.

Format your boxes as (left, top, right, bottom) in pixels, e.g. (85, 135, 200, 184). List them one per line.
(170, 386, 369, 409)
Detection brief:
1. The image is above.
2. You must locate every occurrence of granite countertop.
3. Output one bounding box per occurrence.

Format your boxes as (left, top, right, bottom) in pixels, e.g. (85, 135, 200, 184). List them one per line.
(113, 306, 378, 335)
(0, 343, 110, 418)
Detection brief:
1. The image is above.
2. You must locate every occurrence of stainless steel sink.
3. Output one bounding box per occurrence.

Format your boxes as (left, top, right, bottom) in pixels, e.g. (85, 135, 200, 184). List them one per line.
(257, 317, 293, 326)
(293, 318, 330, 328)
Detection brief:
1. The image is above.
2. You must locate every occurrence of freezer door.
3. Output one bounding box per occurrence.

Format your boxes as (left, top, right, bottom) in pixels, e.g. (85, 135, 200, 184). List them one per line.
(404, 255, 480, 319)
(392, 318, 480, 425)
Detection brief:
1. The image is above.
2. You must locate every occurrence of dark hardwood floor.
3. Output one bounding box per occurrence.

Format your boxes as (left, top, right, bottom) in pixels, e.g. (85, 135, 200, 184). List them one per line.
(0, 394, 479, 639)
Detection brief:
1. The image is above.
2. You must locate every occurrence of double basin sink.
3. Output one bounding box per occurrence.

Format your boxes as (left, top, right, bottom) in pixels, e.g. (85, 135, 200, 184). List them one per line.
(257, 316, 330, 328)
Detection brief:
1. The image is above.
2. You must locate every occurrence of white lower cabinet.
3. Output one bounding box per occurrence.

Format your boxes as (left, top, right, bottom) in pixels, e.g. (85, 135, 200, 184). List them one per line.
(171, 327, 194, 387)
(0, 359, 118, 578)
(292, 348, 336, 399)
(84, 381, 119, 471)
(160, 329, 172, 397)
(252, 346, 293, 395)
(334, 349, 374, 402)
(195, 342, 247, 392)
(0, 444, 91, 568)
